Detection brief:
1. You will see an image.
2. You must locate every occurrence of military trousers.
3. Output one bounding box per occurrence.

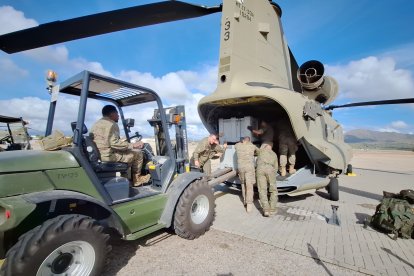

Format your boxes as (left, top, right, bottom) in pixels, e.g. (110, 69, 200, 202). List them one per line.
(279, 141, 298, 167)
(257, 166, 278, 211)
(238, 166, 255, 205)
(103, 149, 144, 175)
(260, 142, 273, 149)
(200, 159, 212, 176)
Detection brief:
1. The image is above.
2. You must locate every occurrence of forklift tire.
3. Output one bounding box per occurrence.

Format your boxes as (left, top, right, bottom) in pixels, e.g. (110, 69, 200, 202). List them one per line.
(329, 177, 339, 201)
(1, 215, 110, 276)
(174, 179, 215, 240)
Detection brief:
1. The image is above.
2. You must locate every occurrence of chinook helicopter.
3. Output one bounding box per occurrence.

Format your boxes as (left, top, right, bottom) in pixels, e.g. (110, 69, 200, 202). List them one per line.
(0, 0, 413, 201)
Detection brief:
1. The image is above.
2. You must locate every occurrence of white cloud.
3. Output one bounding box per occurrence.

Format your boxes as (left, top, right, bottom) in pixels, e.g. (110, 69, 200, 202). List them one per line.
(22, 46, 112, 77)
(68, 57, 113, 77)
(376, 120, 413, 134)
(377, 127, 399, 133)
(115, 66, 217, 139)
(0, 6, 37, 34)
(117, 70, 192, 101)
(0, 96, 104, 135)
(23, 46, 69, 64)
(0, 5, 112, 78)
(176, 65, 218, 94)
(390, 120, 408, 129)
(0, 6, 213, 140)
(326, 56, 414, 101)
(380, 42, 414, 70)
(0, 57, 28, 81)
(0, 59, 215, 139)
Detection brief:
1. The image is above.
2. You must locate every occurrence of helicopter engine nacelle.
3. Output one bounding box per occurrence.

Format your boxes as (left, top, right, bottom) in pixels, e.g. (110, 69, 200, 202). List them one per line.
(297, 60, 338, 106)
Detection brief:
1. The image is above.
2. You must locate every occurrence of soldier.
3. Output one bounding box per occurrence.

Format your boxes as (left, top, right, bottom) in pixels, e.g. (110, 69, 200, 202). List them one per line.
(248, 121, 274, 149)
(192, 133, 227, 176)
(256, 144, 278, 217)
(90, 105, 150, 186)
(235, 136, 259, 213)
(278, 128, 298, 176)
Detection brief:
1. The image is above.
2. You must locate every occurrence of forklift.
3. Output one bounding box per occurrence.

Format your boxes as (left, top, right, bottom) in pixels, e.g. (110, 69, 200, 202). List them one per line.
(0, 71, 215, 275)
(0, 115, 31, 151)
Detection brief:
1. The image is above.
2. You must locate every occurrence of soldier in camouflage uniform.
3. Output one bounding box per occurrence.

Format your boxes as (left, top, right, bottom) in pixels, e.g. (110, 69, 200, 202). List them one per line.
(90, 105, 150, 186)
(235, 136, 259, 213)
(278, 128, 298, 176)
(248, 121, 274, 149)
(256, 144, 279, 217)
(192, 134, 227, 176)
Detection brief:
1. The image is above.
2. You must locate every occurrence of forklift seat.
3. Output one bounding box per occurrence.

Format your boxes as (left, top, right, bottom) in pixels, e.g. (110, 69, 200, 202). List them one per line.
(83, 135, 128, 173)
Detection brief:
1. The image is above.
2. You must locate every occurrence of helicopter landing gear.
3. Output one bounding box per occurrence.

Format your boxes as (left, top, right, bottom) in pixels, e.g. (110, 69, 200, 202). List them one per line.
(346, 164, 353, 175)
(328, 177, 339, 201)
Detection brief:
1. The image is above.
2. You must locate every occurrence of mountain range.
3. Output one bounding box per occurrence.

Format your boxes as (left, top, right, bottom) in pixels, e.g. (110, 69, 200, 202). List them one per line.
(344, 129, 414, 150)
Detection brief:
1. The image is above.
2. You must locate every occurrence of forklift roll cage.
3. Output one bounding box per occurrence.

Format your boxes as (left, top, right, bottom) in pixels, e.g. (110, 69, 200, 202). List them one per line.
(45, 70, 174, 158)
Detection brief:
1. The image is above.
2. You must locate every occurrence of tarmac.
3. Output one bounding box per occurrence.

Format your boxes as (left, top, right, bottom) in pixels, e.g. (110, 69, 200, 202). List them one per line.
(1, 150, 413, 275)
(212, 150, 414, 275)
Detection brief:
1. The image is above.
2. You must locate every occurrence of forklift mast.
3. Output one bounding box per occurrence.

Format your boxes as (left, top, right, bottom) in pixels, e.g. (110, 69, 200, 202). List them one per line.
(149, 105, 189, 174)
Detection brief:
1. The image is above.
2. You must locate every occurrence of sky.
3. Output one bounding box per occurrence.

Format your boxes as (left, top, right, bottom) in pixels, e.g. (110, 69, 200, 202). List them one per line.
(0, 0, 413, 138)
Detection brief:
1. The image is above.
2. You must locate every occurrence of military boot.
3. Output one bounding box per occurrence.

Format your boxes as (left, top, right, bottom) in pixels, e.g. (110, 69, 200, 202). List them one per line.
(133, 174, 151, 187)
(269, 208, 277, 216)
(269, 199, 277, 215)
(120, 171, 129, 178)
(246, 203, 253, 213)
(289, 165, 296, 174)
(280, 166, 287, 177)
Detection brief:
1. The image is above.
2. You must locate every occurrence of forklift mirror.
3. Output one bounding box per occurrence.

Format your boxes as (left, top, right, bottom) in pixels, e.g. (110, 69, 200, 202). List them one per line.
(125, 118, 135, 128)
(70, 122, 88, 134)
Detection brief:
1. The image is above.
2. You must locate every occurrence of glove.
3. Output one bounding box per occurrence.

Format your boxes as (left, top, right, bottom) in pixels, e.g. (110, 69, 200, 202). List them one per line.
(247, 126, 252, 131)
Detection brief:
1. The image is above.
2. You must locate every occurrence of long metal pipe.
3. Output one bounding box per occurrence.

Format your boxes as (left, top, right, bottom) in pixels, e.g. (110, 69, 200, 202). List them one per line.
(208, 169, 237, 187)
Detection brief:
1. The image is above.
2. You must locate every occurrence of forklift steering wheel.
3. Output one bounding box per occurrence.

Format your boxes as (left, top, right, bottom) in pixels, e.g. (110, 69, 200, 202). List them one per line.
(130, 131, 142, 141)
(0, 135, 12, 143)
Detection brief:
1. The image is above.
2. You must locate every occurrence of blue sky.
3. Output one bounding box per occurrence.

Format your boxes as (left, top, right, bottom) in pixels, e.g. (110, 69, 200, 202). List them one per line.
(0, 0, 413, 137)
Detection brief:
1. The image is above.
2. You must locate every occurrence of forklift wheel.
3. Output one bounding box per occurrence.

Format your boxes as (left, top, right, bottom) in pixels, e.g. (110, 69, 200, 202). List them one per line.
(1, 215, 110, 276)
(173, 179, 215, 240)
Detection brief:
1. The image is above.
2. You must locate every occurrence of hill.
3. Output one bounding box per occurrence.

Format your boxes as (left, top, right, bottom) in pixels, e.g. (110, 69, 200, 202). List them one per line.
(345, 129, 414, 150)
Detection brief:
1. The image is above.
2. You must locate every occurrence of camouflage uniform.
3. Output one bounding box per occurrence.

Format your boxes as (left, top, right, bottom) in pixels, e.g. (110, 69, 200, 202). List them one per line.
(235, 141, 259, 205)
(278, 129, 298, 173)
(192, 137, 225, 175)
(256, 147, 278, 213)
(258, 125, 274, 149)
(90, 117, 144, 174)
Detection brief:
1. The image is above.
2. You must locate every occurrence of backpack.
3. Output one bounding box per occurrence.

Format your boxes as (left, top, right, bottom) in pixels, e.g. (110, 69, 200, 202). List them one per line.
(39, 130, 72, 151)
(370, 191, 414, 240)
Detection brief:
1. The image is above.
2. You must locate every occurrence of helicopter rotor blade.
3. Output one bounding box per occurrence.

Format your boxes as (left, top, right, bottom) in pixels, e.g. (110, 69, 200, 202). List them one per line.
(325, 98, 414, 110)
(0, 1, 222, 54)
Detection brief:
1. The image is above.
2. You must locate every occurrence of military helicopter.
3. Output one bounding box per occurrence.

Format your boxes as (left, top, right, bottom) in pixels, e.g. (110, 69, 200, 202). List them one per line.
(0, 0, 413, 201)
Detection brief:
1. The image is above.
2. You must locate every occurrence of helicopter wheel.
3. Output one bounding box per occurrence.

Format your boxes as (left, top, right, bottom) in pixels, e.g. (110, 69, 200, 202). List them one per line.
(346, 164, 353, 175)
(328, 177, 339, 201)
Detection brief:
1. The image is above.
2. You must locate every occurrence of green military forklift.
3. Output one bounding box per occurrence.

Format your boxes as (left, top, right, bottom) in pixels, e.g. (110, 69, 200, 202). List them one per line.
(0, 115, 31, 151)
(0, 71, 215, 275)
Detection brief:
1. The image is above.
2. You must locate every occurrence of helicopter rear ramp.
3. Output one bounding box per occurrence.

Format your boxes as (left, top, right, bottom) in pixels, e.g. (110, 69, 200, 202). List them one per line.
(276, 166, 329, 196)
(218, 148, 330, 195)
